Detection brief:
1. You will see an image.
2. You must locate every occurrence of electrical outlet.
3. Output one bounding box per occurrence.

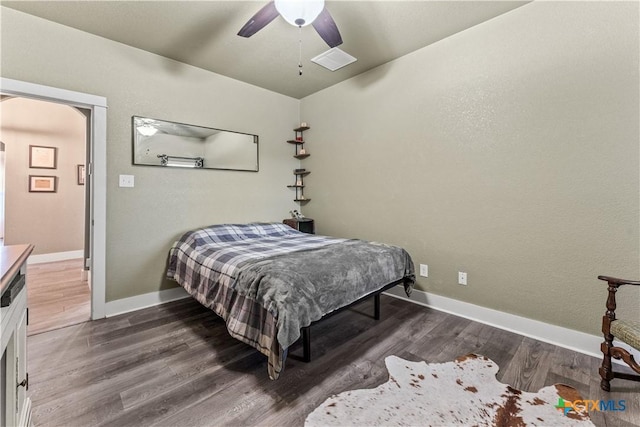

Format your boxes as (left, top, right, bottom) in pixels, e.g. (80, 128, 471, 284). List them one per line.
(419, 264, 428, 277)
(458, 271, 467, 286)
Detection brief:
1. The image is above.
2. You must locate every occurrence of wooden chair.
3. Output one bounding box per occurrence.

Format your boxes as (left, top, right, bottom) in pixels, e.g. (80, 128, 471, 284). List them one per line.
(597, 275, 640, 391)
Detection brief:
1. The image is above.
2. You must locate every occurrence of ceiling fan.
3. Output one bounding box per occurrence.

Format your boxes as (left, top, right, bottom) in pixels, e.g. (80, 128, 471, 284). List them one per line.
(237, 0, 343, 48)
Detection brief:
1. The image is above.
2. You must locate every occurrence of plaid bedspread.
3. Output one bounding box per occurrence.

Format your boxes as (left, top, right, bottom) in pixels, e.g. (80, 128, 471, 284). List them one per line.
(167, 223, 414, 379)
(168, 223, 346, 289)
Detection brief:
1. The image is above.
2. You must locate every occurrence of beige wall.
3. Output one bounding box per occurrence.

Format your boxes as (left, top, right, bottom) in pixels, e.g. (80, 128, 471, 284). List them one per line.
(1, 97, 85, 254)
(1, 7, 301, 302)
(301, 1, 639, 335)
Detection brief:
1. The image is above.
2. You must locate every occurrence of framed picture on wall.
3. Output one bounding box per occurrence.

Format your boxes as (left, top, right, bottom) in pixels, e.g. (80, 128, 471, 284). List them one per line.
(29, 145, 57, 169)
(29, 175, 57, 193)
(77, 164, 85, 185)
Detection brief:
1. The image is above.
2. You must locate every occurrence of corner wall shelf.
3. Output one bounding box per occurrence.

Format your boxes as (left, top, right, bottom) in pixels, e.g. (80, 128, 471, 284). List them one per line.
(288, 124, 311, 203)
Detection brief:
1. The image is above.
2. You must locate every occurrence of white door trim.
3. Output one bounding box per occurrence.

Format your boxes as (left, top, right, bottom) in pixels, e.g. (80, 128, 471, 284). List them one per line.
(1, 77, 107, 319)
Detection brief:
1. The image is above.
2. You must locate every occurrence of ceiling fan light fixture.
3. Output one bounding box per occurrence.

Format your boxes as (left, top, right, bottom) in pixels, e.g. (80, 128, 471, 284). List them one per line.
(275, 0, 324, 27)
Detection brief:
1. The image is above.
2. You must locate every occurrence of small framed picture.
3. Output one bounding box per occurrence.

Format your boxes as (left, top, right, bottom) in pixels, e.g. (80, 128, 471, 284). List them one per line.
(29, 175, 57, 193)
(77, 164, 85, 185)
(29, 145, 57, 169)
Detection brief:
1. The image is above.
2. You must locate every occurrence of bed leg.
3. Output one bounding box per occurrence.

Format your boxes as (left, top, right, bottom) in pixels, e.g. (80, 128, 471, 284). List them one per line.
(302, 326, 311, 363)
(374, 293, 381, 320)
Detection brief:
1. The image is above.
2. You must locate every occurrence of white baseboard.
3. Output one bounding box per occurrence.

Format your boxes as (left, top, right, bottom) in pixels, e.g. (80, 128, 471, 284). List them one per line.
(28, 250, 83, 265)
(384, 286, 640, 365)
(105, 286, 190, 317)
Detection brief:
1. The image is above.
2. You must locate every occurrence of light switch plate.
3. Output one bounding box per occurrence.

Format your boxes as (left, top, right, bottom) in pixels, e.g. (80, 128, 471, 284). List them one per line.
(119, 174, 134, 188)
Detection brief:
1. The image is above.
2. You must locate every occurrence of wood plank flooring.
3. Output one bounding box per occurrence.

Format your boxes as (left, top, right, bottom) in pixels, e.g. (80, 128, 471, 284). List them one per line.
(27, 295, 640, 426)
(27, 259, 90, 336)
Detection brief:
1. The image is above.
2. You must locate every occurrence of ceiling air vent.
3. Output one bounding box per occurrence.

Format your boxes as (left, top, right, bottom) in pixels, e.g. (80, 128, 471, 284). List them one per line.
(311, 47, 357, 72)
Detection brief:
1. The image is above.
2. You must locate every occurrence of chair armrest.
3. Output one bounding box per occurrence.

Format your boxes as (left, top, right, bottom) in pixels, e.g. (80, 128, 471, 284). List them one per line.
(598, 276, 639, 332)
(598, 276, 640, 286)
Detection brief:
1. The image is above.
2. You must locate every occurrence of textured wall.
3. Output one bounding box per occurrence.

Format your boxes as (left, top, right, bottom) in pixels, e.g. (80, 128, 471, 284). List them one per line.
(1, 97, 85, 254)
(1, 7, 301, 301)
(300, 1, 640, 335)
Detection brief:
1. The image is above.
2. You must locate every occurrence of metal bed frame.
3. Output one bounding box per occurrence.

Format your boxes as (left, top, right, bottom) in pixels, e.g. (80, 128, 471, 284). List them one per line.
(297, 279, 406, 362)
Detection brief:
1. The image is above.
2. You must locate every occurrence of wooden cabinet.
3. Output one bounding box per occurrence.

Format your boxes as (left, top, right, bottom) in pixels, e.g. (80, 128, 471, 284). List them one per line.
(287, 125, 311, 203)
(1, 244, 34, 427)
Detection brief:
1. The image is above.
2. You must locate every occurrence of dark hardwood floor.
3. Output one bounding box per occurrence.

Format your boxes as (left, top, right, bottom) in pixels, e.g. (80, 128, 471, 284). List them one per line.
(28, 295, 640, 426)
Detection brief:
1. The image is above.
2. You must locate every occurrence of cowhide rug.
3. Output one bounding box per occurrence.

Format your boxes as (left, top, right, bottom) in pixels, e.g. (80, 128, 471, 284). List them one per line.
(305, 354, 594, 426)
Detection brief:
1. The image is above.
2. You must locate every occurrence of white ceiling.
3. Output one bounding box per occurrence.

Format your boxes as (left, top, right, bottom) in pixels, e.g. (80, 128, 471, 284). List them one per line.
(2, 1, 529, 99)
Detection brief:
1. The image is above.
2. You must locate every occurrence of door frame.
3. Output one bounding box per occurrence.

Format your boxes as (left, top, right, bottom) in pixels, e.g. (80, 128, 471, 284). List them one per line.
(1, 77, 107, 319)
(0, 141, 4, 241)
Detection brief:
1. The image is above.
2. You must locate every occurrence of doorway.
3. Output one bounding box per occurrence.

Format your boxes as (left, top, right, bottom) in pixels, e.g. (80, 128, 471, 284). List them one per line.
(0, 77, 107, 321)
(1, 97, 89, 334)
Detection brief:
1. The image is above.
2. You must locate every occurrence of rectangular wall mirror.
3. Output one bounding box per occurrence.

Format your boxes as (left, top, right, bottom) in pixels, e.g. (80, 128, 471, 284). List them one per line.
(132, 116, 259, 172)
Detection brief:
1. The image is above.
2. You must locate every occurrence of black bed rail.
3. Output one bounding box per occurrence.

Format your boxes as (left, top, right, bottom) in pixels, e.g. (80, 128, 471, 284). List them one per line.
(296, 278, 407, 362)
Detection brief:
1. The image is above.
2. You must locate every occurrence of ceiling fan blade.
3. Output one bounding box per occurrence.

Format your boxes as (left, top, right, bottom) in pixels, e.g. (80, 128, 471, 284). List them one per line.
(237, 1, 280, 38)
(312, 7, 343, 48)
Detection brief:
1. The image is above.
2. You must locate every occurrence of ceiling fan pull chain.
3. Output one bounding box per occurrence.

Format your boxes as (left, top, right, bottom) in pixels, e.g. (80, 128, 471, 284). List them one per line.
(298, 26, 303, 76)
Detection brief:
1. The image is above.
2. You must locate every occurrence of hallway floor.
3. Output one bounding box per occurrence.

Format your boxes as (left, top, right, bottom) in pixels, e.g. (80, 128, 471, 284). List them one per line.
(27, 258, 90, 336)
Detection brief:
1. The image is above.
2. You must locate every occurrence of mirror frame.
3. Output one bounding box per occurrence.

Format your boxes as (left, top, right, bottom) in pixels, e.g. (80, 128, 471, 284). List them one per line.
(131, 116, 259, 172)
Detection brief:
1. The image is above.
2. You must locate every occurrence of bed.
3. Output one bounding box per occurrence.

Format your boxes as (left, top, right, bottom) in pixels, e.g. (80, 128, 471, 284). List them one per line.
(167, 222, 415, 379)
